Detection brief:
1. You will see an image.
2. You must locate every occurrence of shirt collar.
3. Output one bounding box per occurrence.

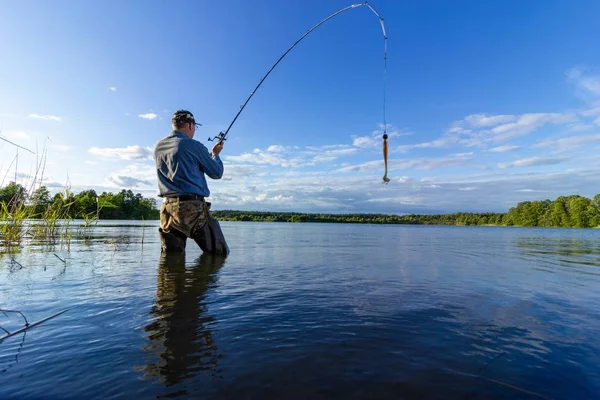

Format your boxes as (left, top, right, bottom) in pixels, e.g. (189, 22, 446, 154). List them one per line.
(169, 130, 188, 138)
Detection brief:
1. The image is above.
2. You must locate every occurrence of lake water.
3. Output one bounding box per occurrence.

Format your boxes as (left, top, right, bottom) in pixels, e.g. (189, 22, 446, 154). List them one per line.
(1, 221, 599, 399)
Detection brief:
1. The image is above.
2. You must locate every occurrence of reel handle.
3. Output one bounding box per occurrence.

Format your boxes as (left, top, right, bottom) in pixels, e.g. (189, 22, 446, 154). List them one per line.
(208, 132, 227, 142)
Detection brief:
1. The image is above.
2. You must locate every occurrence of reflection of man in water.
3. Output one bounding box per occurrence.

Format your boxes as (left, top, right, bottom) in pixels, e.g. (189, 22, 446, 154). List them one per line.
(140, 252, 226, 392)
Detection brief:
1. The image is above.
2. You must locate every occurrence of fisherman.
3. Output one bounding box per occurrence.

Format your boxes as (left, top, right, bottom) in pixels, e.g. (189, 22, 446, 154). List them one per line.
(153, 110, 229, 255)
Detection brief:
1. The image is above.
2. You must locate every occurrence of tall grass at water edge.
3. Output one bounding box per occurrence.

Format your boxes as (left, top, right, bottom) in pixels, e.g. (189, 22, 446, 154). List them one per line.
(0, 142, 108, 254)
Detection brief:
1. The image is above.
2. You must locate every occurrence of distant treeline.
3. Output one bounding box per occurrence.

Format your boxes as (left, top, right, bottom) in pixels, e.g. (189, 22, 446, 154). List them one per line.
(3, 181, 600, 228)
(0, 182, 159, 220)
(211, 210, 504, 225)
(212, 194, 600, 228)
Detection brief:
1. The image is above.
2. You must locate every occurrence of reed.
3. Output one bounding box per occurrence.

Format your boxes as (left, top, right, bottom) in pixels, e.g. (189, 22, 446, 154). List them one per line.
(0, 139, 96, 252)
(0, 198, 28, 248)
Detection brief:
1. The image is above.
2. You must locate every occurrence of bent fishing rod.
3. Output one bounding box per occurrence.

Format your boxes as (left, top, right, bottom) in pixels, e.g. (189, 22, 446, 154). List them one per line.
(208, 1, 388, 148)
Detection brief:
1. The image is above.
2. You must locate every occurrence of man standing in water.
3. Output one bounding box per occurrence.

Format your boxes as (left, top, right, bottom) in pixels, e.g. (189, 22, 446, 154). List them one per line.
(153, 110, 229, 255)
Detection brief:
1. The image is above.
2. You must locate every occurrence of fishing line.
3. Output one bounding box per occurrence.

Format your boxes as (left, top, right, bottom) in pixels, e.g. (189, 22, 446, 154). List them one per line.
(208, 2, 389, 180)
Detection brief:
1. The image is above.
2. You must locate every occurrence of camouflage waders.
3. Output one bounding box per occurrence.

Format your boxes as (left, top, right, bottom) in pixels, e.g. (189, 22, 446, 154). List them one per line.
(158, 198, 229, 255)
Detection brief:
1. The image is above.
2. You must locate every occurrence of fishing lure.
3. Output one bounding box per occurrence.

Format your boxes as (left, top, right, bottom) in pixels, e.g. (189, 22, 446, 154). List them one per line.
(382, 133, 390, 183)
(208, 2, 390, 181)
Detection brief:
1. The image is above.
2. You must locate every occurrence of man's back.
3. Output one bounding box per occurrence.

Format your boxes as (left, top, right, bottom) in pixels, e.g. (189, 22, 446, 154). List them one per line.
(154, 130, 224, 198)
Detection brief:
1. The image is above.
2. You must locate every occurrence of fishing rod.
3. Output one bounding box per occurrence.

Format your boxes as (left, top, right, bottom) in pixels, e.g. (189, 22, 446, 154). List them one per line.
(208, 1, 388, 150)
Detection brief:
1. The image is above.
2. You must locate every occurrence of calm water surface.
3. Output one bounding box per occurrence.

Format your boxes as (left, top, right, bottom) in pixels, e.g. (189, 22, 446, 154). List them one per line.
(1, 221, 599, 399)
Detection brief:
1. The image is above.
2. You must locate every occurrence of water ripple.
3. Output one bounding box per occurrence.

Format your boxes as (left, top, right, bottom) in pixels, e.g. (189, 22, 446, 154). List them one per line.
(1, 223, 599, 399)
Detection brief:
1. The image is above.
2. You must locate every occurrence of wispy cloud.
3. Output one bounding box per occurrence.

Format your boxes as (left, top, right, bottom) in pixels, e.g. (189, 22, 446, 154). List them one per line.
(449, 112, 577, 145)
(108, 175, 152, 187)
(304, 145, 358, 163)
(463, 114, 517, 127)
(395, 137, 457, 153)
(516, 188, 544, 193)
(489, 145, 519, 152)
(581, 106, 600, 117)
(336, 152, 474, 173)
(351, 124, 411, 149)
(267, 145, 287, 153)
(52, 144, 71, 152)
(2, 130, 29, 140)
(29, 113, 62, 122)
(497, 156, 566, 168)
(224, 143, 359, 168)
(104, 163, 157, 186)
(109, 87, 117, 92)
(138, 113, 157, 120)
(567, 123, 595, 132)
(89, 145, 153, 160)
(398, 110, 579, 155)
(491, 113, 576, 142)
(224, 148, 305, 168)
(567, 67, 600, 99)
(534, 133, 600, 152)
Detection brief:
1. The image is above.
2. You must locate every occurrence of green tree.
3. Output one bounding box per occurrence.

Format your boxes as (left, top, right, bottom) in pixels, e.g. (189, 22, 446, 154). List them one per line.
(0, 181, 27, 209)
(29, 185, 52, 216)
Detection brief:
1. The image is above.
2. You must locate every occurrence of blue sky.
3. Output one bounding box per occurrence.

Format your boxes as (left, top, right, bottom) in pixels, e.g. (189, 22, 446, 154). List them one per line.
(1, 0, 600, 214)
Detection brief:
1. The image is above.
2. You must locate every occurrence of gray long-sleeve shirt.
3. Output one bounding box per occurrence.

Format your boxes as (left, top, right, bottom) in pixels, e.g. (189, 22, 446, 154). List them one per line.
(153, 130, 224, 198)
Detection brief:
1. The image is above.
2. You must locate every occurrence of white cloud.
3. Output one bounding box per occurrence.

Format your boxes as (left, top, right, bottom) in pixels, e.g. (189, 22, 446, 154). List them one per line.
(109, 87, 117, 92)
(267, 145, 287, 153)
(308, 147, 358, 163)
(351, 124, 411, 149)
(567, 123, 594, 132)
(336, 152, 474, 173)
(395, 137, 457, 153)
(108, 175, 152, 188)
(98, 163, 157, 190)
(224, 143, 358, 168)
(446, 112, 577, 148)
(497, 156, 566, 168)
(534, 133, 600, 152)
(581, 106, 600, 117)
(365, 196, 425, 205)
(516, 189, 543, 193)
(352, 136, 376, 147)
(567, 67, 600, 98)
(29, 113, 62, 122)
(489, 145, 519, 152)
(463, 114, 517, 127)
(138, 113, 157, 120)
(2, 130, 29, 140)
(224, 150, 301, 168)
(89, 145, 153, 160)
(396, 176, 413, 184)
(488, 113, 576, 142)
(52, 144, 70, 152)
